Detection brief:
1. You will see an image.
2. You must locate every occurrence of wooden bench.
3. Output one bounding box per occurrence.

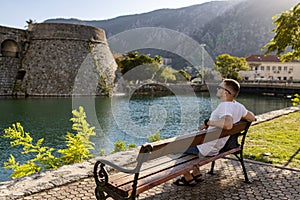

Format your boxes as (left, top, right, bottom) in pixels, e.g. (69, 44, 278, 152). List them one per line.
(93, 120, 252, 200)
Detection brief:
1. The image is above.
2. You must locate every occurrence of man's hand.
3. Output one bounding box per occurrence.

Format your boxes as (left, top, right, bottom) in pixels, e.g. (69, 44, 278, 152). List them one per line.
(200, 119, 209, 130)
(200, 123, 208, 130)
(200, 116, 234, 130)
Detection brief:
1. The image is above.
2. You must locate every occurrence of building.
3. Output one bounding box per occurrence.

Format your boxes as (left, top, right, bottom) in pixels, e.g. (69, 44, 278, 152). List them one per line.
(241, 55, 300, 82)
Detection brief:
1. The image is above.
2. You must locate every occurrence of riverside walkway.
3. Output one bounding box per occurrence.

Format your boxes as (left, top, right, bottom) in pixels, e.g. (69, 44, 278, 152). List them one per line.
(17, 158, 300, 200)
(1, 107, 299, 200)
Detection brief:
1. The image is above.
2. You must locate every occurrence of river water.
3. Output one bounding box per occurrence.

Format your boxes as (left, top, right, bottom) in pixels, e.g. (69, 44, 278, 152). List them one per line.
(0, 93, 292, 182)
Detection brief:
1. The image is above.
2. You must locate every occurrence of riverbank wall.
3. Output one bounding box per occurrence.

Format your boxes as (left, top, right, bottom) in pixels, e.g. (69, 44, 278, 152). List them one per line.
(0, 106, 299, 199)
(125, 83, 208, 95)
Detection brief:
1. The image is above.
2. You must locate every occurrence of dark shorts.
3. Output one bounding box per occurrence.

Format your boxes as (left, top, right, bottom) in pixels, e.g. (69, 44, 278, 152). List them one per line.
(184, 146, 200, 155)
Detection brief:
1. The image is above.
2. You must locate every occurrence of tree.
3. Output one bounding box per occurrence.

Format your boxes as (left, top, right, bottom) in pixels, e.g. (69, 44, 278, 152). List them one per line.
(195, 69, 215, 83)
(262, 2, 300, 62)
(160, 66, 176, 83)
(176, 70, 191, 82)
(116, 51, 162, 74)
(214, 54, 249, 80)
(25, 19, 36, 30)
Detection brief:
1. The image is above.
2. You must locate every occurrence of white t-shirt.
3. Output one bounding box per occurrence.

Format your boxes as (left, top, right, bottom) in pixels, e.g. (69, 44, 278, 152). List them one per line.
(197, 101, 248, 156)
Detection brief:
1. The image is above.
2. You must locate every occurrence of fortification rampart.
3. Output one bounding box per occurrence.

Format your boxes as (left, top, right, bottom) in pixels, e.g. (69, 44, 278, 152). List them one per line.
(0, 25, 26, 44)
(29, 23, 106, 42)
(0, 26, 26, 95)
(0, 23, 117, 96)
(0, 57, 20, 95)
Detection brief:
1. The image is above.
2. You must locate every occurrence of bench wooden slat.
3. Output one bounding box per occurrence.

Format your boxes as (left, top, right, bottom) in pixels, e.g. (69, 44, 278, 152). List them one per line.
(102, 154, 199, 197)
(106, 154, 184, 183)
(135, 147, 241, 194)
(107, 153, 190, 184)
(102, 157, 181, 193)
(145, 121, 248, 161)
(109, 154, 194, 187)
(118, 147, 241, 195)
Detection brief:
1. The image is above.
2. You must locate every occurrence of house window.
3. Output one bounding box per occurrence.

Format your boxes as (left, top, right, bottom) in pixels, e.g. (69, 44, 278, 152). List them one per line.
(278, 66, 282, 71)
(261, 66, 264, 71)
(272, 66, 276, 71)
(284, 66, 287, 71)
(267, 66, 270, 71)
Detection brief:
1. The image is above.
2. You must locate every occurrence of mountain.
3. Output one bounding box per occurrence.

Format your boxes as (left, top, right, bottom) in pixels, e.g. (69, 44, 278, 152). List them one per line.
(45, 0, 298, 62)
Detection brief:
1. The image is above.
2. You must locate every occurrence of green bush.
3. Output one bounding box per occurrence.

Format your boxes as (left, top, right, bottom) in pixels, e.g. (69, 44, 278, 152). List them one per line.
(3, 106, 96, 178)
(57, 106, 96, 164)
(111, 140, 136, 153)
(148, 131, 161, 142)
(291, 94, 300, 106)
(3, 123, 58, 178)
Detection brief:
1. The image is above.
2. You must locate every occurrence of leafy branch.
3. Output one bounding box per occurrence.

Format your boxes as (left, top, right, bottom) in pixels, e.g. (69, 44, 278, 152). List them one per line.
(3, 106, 96, 178)
(291, 94, 300, 106)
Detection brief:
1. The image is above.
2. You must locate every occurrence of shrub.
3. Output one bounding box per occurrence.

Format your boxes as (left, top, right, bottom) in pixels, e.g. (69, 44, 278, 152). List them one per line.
(291, 94, 300, 106)
(57, 106, 96, 164)
(148, 131, 161, 142)
(111, 140, 136, 153)
(3, 123, 59, 178)
(3, 106, 96, 178)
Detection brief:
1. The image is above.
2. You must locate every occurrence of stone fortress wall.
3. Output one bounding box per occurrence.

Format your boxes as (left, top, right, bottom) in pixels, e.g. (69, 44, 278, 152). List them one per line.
(0, 26, 25, 95)
(0, 23, 118, 96)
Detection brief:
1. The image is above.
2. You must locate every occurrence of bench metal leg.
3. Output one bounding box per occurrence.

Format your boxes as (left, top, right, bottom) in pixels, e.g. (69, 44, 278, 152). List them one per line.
(208, 161, 216, 175)
(95, 186, 106, 200)
(234, 152, 251, 183)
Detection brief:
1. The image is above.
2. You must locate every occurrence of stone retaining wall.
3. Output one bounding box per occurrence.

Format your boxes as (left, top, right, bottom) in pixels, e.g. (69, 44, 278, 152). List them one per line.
(0, 106, 299, 199)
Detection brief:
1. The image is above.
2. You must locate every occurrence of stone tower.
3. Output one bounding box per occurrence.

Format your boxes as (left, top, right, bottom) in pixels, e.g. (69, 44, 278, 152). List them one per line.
(0, 23, 118, 96)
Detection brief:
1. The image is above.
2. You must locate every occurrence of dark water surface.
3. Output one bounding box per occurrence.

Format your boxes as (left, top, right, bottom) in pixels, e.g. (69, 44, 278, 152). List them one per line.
(0, 93, 291, 182)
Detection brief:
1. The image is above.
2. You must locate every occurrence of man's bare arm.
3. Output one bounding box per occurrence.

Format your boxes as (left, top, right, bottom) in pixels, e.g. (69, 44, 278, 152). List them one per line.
(200, 111, 255, 131)
(243, 111, 256, 122)
(200, 115, 233, 130)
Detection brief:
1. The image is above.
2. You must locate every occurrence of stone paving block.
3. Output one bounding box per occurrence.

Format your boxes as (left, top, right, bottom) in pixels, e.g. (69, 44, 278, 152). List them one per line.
(7, 158, 300, 200)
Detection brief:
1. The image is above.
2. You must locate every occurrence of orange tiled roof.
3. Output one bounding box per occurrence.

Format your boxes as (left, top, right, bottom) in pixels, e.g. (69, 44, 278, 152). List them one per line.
(245, 55, 281, 62)
(245, 54, 300, 62)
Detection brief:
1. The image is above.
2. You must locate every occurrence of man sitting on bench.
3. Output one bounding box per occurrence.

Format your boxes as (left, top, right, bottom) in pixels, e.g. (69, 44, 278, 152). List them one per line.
(174, 78, 256, 186)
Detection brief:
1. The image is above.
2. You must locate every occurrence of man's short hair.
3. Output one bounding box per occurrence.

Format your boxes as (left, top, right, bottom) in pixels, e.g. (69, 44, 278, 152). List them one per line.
(223, 79, 240, 97)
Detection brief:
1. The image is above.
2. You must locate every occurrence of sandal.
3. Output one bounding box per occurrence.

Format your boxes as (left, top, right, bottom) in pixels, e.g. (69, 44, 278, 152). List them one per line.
(192, 174, 204, 183)
(173, 177, 197, 186)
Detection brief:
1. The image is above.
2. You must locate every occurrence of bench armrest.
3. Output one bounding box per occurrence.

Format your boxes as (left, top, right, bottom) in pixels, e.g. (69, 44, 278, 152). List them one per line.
(94, 158, 141, 187)
(95, 159, 139, 174)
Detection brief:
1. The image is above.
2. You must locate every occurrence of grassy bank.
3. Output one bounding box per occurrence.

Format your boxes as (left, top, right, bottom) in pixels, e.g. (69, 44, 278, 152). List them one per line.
(244, 110, 300, 169)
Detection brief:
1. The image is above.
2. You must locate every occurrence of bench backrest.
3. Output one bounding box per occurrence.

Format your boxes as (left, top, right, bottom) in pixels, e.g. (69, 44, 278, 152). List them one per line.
(137, 120, 251, 162)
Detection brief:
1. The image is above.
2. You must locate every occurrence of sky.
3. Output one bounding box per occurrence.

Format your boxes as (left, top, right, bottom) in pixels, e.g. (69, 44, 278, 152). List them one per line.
(1, 0, 218, 29)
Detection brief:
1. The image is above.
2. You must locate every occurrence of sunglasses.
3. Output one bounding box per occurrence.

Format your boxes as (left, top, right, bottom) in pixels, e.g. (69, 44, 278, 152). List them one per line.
(217, 86, 232, 94)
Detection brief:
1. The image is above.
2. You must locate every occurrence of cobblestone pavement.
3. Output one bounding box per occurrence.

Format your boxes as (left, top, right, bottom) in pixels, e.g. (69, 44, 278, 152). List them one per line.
(16, 158, 299, 200)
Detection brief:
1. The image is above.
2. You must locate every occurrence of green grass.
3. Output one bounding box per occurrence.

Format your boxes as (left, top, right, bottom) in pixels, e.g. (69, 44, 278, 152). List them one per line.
(244, 111, 300, 169)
